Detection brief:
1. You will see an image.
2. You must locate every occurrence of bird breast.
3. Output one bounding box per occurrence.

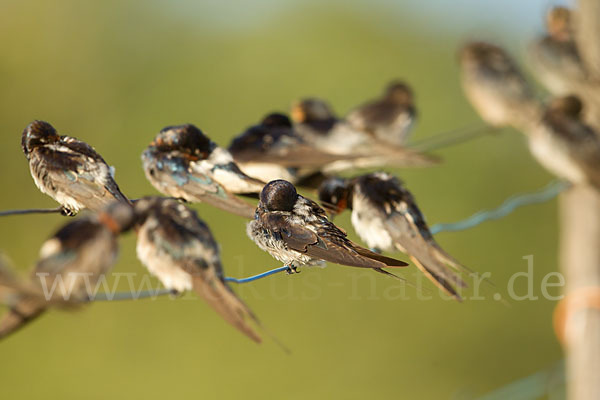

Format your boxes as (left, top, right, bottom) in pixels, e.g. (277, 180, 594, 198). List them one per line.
(246, 220, 314, 267)
(136, 231, 193, 293)
(528, 128, 586, 184)
(350, 194, 394, 251)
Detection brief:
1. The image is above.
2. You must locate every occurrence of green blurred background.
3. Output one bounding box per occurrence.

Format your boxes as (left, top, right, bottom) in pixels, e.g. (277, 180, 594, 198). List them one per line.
(0, 0, 567, 398)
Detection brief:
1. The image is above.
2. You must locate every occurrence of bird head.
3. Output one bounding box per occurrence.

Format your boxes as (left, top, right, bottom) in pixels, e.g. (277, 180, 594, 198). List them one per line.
(548, 95, 583, 118)
(21, 120, 60, 157)
(151, 124, 214, 160)
(98, 201, 136, 234)
(384, 81, 414, 104)
(546, 6, 572, 42)
(291, 98, 335, 123)
(318, 177, 352, 215)
(260, 180, 298, 212)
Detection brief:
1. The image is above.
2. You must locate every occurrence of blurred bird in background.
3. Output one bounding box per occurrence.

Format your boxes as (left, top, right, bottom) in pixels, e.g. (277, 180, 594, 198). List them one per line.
(459, 41, 541, 131)
(528, 5, 600, 127)
(0, 202, 135, 339)
(291, 81, 437, 170)
(529, 95, 600, 189)
(133, 197, 262, 343)
(528, 6, 589, 96)
(345, 81, 416, 146)
(228, 112, 354, 186)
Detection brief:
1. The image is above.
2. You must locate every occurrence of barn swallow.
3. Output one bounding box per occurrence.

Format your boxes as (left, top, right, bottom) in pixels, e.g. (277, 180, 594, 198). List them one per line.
(246, 180, 408, 277)
(529, 95, 600, 189)
(291, 97, 436, 169)
(21, 120, 130, 216)
(291, 98, 373, 155)
(0, 202, 135, 339)
(142, 124, 261, 219)
(345, 81, 416, 146)
(133, 197, 261, 343)
(460, 42, 541, 130)
(228, 113, 360, 179)
(318, 173, 467, 300)
(528, 6, 589, 95)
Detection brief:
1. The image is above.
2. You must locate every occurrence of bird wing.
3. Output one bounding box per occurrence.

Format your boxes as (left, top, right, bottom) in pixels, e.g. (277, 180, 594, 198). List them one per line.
(260, 212, 407, 269)
(346, 101, 413, 135)
(232, 143, 357, 167)
(34, 145, 128, 210)
(59, 137, 129, 204)
(384, 208, 467, 299)
(143, 153, 256, 219)
(199, 162, 265, 194)
(184, 260, 261, 343)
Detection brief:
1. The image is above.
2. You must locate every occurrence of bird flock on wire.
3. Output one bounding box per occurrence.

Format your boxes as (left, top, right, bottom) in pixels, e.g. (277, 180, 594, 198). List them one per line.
(0, 5, 597, 345)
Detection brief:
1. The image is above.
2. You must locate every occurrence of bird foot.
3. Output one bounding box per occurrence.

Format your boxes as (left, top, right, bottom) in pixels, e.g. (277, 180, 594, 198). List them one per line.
(60, 207, 77, 217)
(285, 265, 300, 274)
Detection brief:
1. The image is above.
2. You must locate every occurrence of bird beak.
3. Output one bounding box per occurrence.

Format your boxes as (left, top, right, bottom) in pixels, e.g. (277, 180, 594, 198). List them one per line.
(290, 105, 305, 123)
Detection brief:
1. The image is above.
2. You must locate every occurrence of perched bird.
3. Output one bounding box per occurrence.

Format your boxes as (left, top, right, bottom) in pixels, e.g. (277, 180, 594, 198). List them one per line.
(345, 81, 416, 145)
(460, 42, 541, 130)
(291, 98, 370, 154)
(529, 95, 600, 189)
(228, 113, 358, 185)
(291, 96, 436, 169)
(133, 197, 261, 343)
(318, 173, 468, 300)
(246, 180, 408, 276)
(142, 124, 262, 219)
(0, 202, 135, 339)
(21, 120, 130, 216)
(528, 7, 589, 95)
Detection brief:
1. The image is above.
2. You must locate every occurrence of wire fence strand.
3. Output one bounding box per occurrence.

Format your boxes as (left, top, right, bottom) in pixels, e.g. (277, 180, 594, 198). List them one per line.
(91, 266, 291, 301)
(409, 125, 499, 152)
(430, 180, 570, 235)
(0, 207, 63, 217)
(2, 181, 570, 302)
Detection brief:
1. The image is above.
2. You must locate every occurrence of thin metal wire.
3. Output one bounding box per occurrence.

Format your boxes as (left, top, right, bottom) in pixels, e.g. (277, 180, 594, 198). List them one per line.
(431, 180, 571, 235)
(0, 207, 63, 217)
(2, 182, 570, 301)
(224, 266, 289, 283)
(92, 288, 173, 301)
(90, 266, 290, 301)
(409, 125, 498, 152)
(476, 360, 564, 400)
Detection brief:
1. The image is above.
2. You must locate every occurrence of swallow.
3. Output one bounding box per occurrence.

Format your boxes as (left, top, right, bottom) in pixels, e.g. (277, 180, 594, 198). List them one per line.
(528, 6, 589, 95)
(21, 120, 130, 216)
(142, 124, 262, 219)
(133, 197, 261, 343)
(345, 81, 416, 145)
(318, 173, 468, 300)
(291, 97, 436, 169)
(228, 113, 360, 180)
(246, 180, 408, 277)
(291, 98, 376, 154)
(460, 42, 541, 130)
(0, 202, 135, 339)
(529, 95, 600, 189)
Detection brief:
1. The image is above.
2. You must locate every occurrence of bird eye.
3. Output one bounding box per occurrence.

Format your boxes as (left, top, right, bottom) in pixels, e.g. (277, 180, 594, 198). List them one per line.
(149, 168, 156, 177)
